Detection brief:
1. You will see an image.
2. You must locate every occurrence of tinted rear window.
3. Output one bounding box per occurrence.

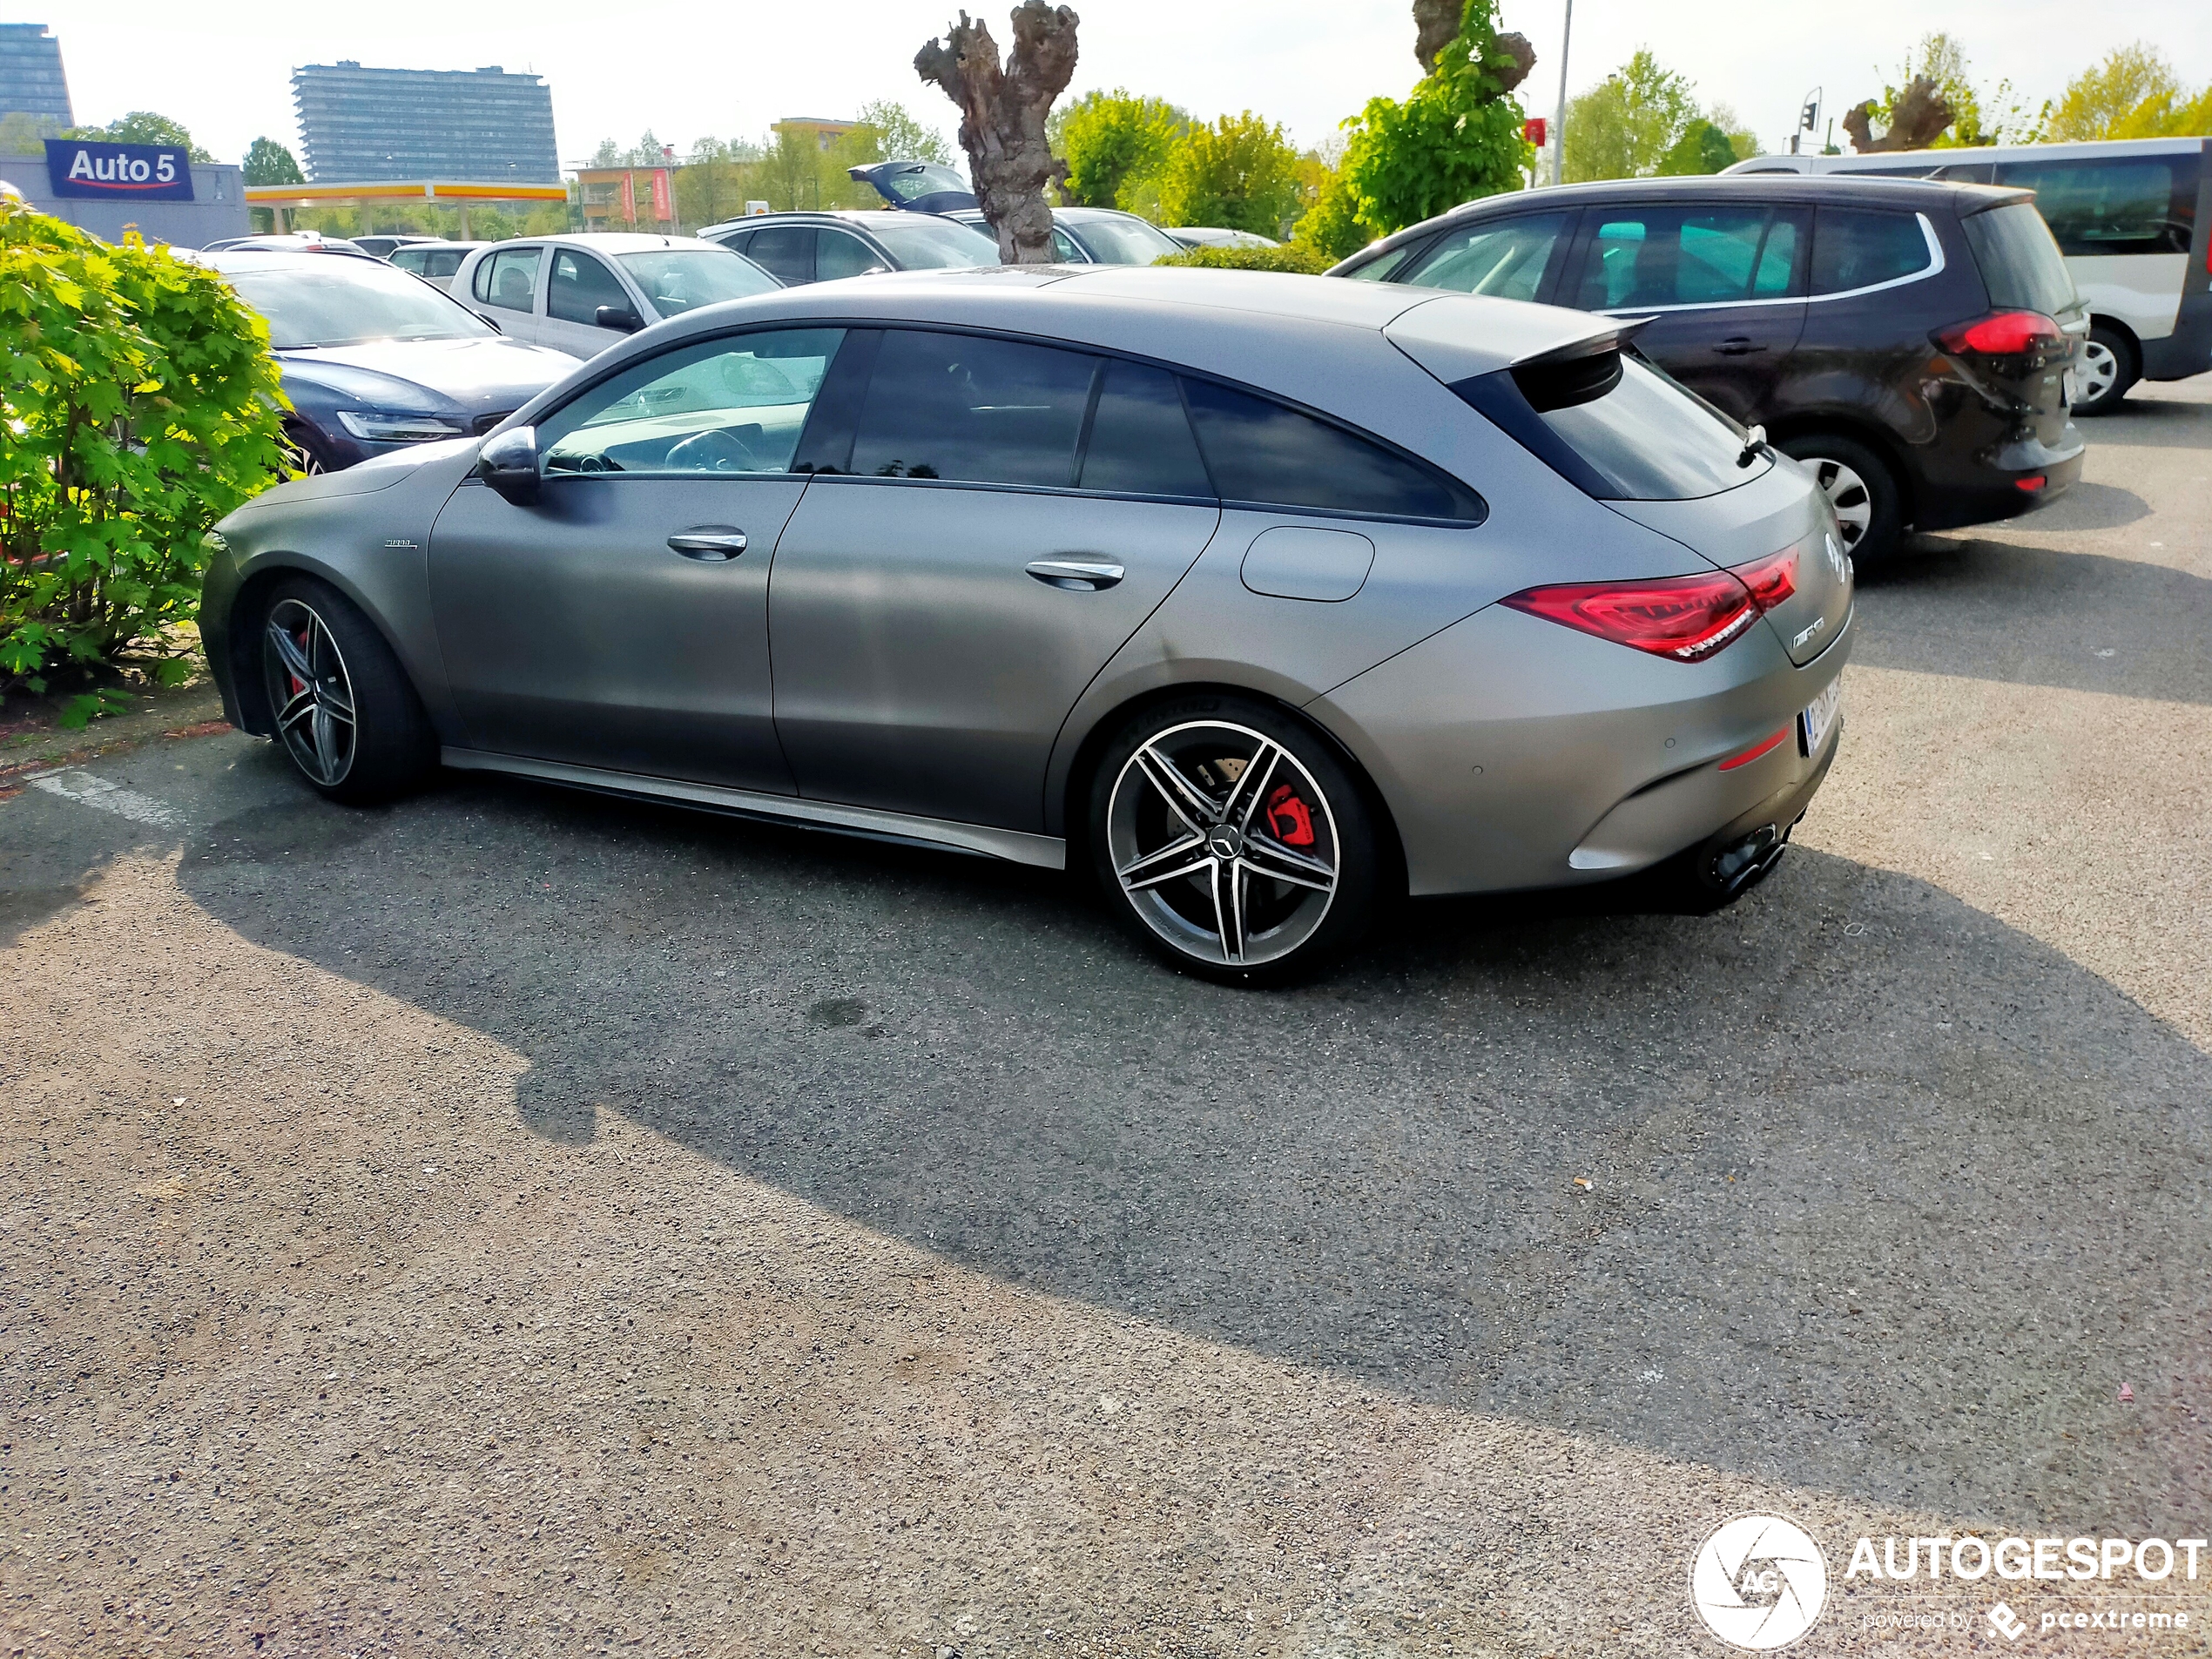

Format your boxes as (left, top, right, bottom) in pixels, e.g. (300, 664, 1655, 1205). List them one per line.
(850, 328, 1096, 487)
(1963, 203, 2077, 315)
(1810, 208, 1933, 294)
(1993, 153, 2200, 256)
(1077, 361, 1211, 497)
(1181, 379, 1482, 522)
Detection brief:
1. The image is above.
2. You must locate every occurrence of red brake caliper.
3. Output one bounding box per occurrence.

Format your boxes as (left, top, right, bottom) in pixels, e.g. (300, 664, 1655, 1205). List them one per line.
(1265, 783, 1316, 846)
(289, 628, 309, 698)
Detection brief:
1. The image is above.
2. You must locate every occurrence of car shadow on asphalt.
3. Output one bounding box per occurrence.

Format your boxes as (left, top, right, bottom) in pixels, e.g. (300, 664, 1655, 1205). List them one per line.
(174, 759, 2212, 1533)
(1849, 536, 2212, 705)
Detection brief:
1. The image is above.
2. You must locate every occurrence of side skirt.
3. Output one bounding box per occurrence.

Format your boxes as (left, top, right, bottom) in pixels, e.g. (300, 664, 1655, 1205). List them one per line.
(438, 748, 1068, 871)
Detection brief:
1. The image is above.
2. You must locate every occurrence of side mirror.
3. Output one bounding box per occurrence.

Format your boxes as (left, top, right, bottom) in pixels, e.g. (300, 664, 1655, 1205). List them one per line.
(476, 425, 539, 505)
(595, 304, 644, 334)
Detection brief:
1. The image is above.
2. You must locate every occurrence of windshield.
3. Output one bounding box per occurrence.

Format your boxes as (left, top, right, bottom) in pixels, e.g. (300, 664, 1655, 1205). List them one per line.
(1963, 203, 2078, 316)
(869, 216, 1000, 269)
(873, 164, 968, 203)
(1071, 215, 1182, 265)
(227, 260, 495, 348)
(617, 249, 781, 317)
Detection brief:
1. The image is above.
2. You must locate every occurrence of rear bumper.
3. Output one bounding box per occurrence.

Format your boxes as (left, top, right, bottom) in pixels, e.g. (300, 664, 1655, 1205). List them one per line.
(1912, 442, 2085, 533)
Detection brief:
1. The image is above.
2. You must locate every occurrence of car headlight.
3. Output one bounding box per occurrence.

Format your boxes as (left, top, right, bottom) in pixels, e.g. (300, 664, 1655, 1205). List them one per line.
(335, 410, 465, 442)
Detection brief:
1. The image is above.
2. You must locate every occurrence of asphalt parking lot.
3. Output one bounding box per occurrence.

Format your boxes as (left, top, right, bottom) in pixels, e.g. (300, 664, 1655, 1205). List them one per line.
(4, 381, 2209, 1656)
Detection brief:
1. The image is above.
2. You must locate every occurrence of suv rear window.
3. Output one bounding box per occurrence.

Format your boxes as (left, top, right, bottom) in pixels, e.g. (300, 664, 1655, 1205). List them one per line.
(1962, 203, 2076, 316)
(1452, 347, 1770, 502)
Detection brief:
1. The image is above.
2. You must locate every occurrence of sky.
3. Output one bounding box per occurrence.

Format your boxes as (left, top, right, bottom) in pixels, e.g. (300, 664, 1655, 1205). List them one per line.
(31, 0, 2212, 170)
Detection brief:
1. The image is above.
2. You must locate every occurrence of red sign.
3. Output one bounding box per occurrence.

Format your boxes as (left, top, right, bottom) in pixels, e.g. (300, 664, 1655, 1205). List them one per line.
(619, 171, 635, 224)
(1522, 117, 1547, 147)
(651, 168, 672, 221)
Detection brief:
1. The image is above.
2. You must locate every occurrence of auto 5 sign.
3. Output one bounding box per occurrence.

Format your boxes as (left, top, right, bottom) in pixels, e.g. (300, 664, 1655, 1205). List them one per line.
(44, 138, 195, 201)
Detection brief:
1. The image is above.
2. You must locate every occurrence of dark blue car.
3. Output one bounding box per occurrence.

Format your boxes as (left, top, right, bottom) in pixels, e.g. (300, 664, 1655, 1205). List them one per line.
(203, 247, 576, 473)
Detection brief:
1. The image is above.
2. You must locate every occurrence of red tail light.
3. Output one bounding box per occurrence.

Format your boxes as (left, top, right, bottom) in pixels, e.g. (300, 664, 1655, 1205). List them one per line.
(1934, 310, 2063, 355)
(1503, 548, 1804, 663)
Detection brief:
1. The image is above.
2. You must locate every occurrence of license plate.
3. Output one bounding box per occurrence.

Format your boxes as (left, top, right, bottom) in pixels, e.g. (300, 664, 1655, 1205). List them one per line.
(1800, 678, 1843, 756)
(2062, 368, 2079, 406)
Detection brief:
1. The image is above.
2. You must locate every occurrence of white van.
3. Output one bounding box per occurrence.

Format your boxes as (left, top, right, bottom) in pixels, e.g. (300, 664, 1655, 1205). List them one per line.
(1729, 138, 2210, 412)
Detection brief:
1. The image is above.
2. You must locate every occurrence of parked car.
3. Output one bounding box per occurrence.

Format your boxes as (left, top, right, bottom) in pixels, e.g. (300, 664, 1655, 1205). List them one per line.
(1332, 174, 2086, 561)
(202, 266, 1852, 981)
(387, 239, 487, 291)
(198, 247, 577, 474)
(1164, 226, 1280, 250)
(846, 159, 978, 213)
(450, 233, 781, 358)
(698, 210, 998, 286)
(1727, 136, 2212, 413)
(353, 233, 443, 261)
(946, 205, 1184, 265)
(203, 231, 375, 259)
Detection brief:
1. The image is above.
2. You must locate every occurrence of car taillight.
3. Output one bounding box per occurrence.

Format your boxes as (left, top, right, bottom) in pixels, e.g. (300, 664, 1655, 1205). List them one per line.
(1503, 549, 1802, 663)
(1933, 310, 2064, 355)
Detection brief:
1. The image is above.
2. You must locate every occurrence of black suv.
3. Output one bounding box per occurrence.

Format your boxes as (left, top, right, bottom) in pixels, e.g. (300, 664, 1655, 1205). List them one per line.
(1332, 176, 2087, 560)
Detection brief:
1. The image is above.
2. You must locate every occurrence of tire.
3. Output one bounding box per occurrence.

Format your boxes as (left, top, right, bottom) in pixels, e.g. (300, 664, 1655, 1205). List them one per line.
(281, 421, 335, 477)
(2072, 324, 2137, 416)
(1087, 693, 1379, 984)
(1776, 431, 1904, 564)
(258, 575, 436, 805)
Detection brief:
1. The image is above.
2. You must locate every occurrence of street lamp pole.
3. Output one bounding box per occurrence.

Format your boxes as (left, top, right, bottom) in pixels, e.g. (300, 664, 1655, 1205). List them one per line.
(1550, 0, 1573, 186)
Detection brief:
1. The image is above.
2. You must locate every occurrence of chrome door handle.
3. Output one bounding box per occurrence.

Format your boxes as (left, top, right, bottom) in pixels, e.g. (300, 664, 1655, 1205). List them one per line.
(1714, 338, 1767, 355)
(667, 526, 748, 560)
(1025, 558, 1124, 591)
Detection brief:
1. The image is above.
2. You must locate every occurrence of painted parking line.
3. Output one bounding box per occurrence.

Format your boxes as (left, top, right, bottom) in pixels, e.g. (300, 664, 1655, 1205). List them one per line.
(28, 768, 182, 828)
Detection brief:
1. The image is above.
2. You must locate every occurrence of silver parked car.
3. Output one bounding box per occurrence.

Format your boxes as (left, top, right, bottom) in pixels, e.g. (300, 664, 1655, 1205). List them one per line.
(947, 206, 1184, 265)
(201, 269, 1853, 981)
(698, 209, 1000, 286)
(450, 233, 781, 358)
(386, 239, 486, 291)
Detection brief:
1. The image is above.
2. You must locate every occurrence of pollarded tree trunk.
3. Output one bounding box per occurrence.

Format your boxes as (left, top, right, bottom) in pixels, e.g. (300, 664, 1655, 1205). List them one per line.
(1842, 76, 1955, 153)
(916, 3, 1081, 264)
(1413, 0, 1535, 84)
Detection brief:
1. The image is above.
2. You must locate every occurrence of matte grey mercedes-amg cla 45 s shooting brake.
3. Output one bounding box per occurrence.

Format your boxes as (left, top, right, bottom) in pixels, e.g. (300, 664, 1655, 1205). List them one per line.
(204, 266, 1855, 981)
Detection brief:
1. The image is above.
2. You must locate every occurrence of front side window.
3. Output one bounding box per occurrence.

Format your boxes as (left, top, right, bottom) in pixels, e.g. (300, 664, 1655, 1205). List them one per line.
(1050, 227, 1084, 262)
(815, 230, 889, 281)
(538, 328, 846, 475)
(1181, 379, 1482, 522)
(1398, 212, 1572, 300)
(547, 249, 629, 325)
(478, 245, 542, 313)
(1810, 208, 1933, 295)
(1993, 155, 2198, 256)
(847, 329, 1098, 486)
(1573, 207, 1802, 309)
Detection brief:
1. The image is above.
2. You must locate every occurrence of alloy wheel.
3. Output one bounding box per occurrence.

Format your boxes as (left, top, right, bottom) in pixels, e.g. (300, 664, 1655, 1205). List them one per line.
(1802, 457, 1874, 551)
(2077, 340, 2120, 408)
(283, 433, 326, 477)
(1105, 719, 1339, 968)
(262, 597, 357, 786)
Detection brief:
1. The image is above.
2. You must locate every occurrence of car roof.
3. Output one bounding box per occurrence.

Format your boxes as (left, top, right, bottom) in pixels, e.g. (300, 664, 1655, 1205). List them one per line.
(199, 249, 404, 274)
(711, 211, 941, 230)
(463, 233, 731, 254)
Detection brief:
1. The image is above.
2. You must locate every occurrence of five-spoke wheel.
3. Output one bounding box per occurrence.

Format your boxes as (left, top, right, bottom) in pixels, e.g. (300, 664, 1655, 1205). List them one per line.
(1090, 699, 1379, 981)
(263, 597, 358, 787)
(256, 576, 436, 803)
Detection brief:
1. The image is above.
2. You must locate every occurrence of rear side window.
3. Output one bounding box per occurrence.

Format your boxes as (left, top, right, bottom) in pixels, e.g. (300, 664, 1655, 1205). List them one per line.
(1962, 203, 2078, 315)
(849, 329, 1096, 486)
(1181, 379, 1482, 522)
(1572, 207, 1803, 309)
(1810, 208, 1934, 295)
(1397, 212, 1571, 301)
(1993, 154, 2200, 256)
(1077, 361, 1211, 497)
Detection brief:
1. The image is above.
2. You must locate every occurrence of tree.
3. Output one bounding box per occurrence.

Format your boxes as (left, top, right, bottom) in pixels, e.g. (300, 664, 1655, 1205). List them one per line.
(1843, 78, 1952, 153)
(853, 98, 955, 165)
(1854, 35, 2045, 150)
(1290, 165, 1369, 261)
(1155, 112, 1301, 235)
(1562, 50, 1697, 182)
(1339, 0, 1534, 238)
(69, 111, 214, 164)
(2047, 44, 2212, 141)
(1056, 90, 1186, 209)
(1655, 118, 1738, 176)
(916, 3, 1081, 264)
(243, 138, 302, 186)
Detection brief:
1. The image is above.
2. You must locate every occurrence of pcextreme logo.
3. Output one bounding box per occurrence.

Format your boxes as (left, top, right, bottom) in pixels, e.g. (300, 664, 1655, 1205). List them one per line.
(1691, 1514, 1830, 1650)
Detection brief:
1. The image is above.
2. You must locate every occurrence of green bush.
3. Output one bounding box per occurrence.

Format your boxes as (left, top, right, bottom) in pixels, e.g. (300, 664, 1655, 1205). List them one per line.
(0, 202, 288, 721)
(1156, 242, 1335, 274)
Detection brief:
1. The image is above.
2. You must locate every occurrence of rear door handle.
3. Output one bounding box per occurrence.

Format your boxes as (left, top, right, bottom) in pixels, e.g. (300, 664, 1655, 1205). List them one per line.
(667, 526, 748, 561)
(1714, 338, 1767, 355)
(1025, 558, 1125, 591)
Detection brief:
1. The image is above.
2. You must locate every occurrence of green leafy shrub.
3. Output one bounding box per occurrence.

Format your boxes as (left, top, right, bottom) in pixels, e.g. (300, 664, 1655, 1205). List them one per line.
(1154, 112, 1303, 236)
(1156, 242, 1334, 274)
(0, 202, 288, 721)
(1340, 0, 1532, 238)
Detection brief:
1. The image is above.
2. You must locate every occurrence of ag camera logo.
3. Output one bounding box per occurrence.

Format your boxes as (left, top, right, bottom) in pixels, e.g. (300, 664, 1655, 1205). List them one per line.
(1691, 1514, 1829, 1649)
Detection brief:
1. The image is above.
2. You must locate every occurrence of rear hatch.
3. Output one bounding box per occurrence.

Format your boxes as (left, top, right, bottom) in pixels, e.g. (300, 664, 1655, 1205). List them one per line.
(1952, 194, 2086, 449)
(1393, 312, 1851, 665)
